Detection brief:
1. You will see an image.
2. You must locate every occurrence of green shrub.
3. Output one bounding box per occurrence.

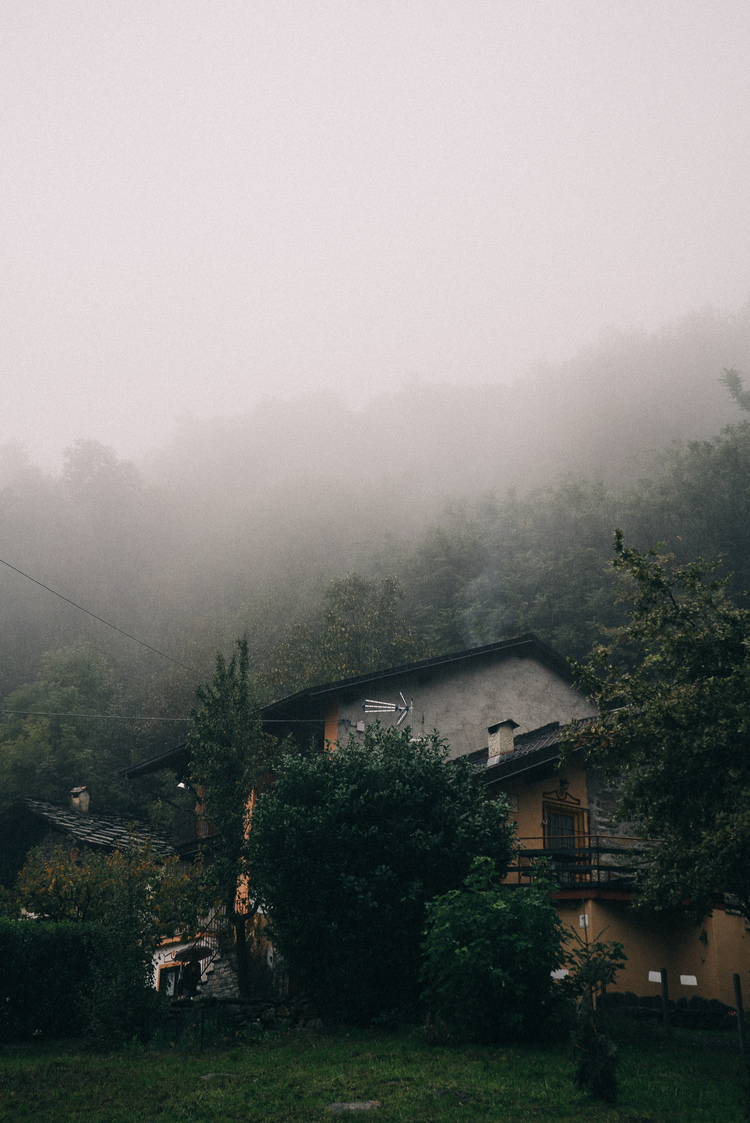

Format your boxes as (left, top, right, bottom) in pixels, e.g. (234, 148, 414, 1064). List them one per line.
(421, 857, 566, 1043)
(249, 725, 513, 1022)
(563, 927, 627, 1104)
(0, 918, 98, 1041)
(10, 842, 200, 1045)
(83, 927, 168, 1046)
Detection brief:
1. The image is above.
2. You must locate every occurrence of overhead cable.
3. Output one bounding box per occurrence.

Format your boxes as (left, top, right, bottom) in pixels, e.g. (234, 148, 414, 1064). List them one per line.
(0, 709, 190, 722)
(0, 708, 339, 724)
(0, 557, 202, 677)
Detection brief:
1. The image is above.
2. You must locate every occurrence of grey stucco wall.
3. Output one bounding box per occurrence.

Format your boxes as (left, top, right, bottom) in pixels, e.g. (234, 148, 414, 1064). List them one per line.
(332, 652, 594, 759)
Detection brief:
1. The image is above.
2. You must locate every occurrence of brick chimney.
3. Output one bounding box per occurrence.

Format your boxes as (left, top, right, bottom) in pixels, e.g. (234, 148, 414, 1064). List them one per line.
(487, 719, 519, 761)
(70, 786, 89, 813)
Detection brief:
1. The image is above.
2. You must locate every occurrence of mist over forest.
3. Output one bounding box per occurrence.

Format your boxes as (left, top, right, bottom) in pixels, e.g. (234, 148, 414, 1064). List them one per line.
(1, 303, 749, 824)
(145, 303, 749, 524)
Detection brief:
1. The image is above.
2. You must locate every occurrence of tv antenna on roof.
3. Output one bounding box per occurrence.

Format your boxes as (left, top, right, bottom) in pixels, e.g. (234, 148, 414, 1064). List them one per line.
(362, 692, 411, 727)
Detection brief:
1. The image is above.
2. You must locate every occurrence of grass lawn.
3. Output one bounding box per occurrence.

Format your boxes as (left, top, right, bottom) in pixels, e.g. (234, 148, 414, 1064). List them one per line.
(0, 1021, 744, 1122)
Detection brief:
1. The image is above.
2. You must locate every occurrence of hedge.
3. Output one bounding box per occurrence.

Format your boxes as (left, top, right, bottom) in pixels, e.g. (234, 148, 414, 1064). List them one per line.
(0, 918, 99, 1041)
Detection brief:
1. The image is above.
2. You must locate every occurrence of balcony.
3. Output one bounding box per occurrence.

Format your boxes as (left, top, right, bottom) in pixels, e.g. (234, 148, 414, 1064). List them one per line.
(506, 834, 653, 889)
(170, 808, 217, 854)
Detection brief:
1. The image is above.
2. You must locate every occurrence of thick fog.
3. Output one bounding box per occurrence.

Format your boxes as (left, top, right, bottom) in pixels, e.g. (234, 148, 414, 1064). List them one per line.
(2, 1, 750, 792)
(2, 2, 749, 470)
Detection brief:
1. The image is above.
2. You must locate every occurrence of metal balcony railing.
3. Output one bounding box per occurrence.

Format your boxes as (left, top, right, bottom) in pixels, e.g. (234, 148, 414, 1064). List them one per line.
(506, 835, 653, 887)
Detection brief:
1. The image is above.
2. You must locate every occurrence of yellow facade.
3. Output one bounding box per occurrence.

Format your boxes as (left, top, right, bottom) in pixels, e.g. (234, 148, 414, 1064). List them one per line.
(493, 757, 750, 1006)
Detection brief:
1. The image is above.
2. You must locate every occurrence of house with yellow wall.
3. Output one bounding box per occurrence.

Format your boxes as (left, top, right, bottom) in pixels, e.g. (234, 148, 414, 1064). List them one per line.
(263, 633, 750, 1008)
(123, 631, 749, 1008)
(475, 719, 750, 1008)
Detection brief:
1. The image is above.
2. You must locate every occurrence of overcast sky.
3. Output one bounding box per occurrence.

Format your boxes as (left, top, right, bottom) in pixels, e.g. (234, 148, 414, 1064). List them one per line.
(2, 1, 749, 468)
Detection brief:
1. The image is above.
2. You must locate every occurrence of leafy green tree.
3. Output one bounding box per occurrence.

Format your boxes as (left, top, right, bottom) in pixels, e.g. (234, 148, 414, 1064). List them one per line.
(0, 645, 130, 813)
(263, 573, 426, 697)
(721, 367, 750, 412)
(421, 856, 566, 1043)
(14, 840, 199, 1042)
(188, 638, 279, 997)
(248, 724, 514, 1022)
(566, 531, 750, 920)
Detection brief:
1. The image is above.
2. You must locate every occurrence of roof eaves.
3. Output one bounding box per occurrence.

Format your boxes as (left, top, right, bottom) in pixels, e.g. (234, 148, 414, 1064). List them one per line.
(262, 633, 571, 715)
(484, 741, 564, 784)
(482, 714, 596, 784)
(121, 744, 189, 780)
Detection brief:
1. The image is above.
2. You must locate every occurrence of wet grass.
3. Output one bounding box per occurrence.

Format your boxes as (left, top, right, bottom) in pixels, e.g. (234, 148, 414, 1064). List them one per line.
(0, 1020, 744, 1122)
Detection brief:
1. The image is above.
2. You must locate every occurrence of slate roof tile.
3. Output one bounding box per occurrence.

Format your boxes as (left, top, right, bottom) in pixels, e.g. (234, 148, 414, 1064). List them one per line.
(15, 798, 174, 857)
(482, 717, 596, 782)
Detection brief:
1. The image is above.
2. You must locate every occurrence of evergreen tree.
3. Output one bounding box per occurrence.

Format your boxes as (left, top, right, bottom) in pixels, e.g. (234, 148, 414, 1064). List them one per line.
(188, 639, 279, 997)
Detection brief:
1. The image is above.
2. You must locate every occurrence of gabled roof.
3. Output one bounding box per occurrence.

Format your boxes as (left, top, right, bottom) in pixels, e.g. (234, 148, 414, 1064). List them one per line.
(261, 633, 573, 718)
(0, 797, 175, 857)
(121, 743, 189, 781)
(123, 633, 581, 782)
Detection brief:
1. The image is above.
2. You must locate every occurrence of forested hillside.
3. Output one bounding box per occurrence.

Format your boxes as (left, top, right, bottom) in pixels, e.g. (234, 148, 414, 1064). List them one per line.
(1, 306, 749, 824)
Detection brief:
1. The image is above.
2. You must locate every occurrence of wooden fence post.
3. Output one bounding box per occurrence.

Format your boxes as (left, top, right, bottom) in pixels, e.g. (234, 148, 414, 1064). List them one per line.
(734, 974, 747, 1061)
(660, 968, 671, 1035)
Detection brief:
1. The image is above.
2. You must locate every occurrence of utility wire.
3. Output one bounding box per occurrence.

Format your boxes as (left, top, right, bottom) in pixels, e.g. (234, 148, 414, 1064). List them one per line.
(0, 707, 340, 724)
(0, 709, 190, 722)
(0, 562, 332, 729)
(0, 557, 202, 677)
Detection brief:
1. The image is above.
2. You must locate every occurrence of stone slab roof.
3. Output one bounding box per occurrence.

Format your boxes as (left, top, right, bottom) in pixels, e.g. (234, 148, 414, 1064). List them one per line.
(3, 797, 175, 857)
(512, 721, 565, 757)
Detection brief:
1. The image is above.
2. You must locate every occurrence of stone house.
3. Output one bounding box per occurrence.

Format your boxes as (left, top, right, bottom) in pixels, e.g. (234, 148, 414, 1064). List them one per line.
(0, 786, 217, 998)
(0, 786, 174, 887)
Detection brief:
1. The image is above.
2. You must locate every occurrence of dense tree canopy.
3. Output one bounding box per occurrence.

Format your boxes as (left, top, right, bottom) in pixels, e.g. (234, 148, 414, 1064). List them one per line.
(248, 724, 514, 1021)
(262, 573, 427, 697)
(0, 645, 127, 811)
(566, 532, 750, 919)
(1, 365, 750, 828)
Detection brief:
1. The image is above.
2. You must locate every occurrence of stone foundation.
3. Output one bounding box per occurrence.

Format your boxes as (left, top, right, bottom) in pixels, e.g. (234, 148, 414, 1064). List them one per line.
(197, 950, 242, 1000)
(170, 993, 322, 1032)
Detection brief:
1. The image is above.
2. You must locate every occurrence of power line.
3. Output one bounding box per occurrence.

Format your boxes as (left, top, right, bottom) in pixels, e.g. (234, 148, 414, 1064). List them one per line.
(0, 707, 341, 724)
(0, 557, 203, 677)
(0, 709, 190, 722)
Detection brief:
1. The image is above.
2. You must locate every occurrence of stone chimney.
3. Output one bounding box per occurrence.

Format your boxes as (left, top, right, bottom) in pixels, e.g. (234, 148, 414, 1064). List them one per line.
(70, 786, 90, 813)
(487, 719, 519, 761)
